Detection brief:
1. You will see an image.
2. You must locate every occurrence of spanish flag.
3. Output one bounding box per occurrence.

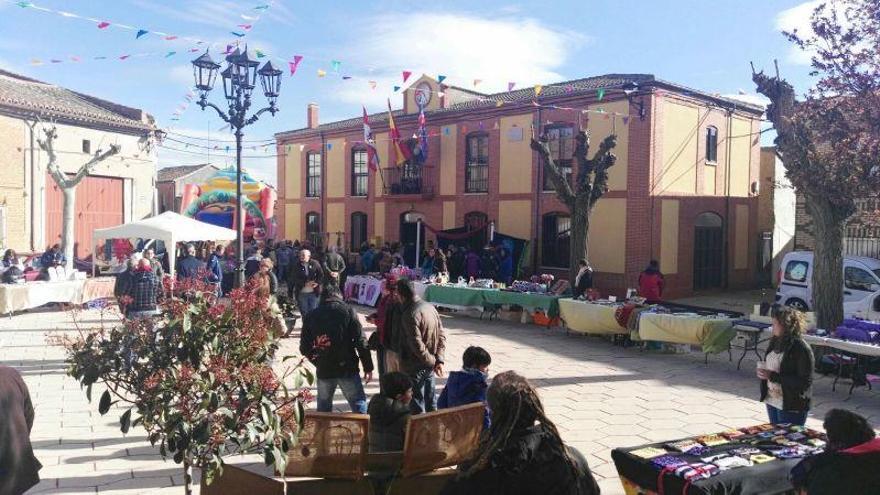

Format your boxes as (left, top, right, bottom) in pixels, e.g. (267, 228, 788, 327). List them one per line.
(387, 99, 412, 166)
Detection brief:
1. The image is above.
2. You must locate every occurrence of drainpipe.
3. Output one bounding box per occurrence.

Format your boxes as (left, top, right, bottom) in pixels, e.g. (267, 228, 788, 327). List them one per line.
(26, 119, 37, 253)
(532, 106, 543, 273)
(724, 106, 735, 288)
(320, 131, 326, 246)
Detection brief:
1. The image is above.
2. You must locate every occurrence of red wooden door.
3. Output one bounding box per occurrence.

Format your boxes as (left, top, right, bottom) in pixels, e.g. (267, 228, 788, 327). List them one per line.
(45, 174, 123, 259)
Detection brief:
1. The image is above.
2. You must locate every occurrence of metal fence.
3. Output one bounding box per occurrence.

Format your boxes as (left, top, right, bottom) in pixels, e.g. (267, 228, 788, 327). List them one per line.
(843, 237, 880, 258)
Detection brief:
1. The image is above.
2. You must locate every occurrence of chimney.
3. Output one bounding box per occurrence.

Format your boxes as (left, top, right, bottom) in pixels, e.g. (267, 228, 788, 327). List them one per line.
(307, 103, 319, 129)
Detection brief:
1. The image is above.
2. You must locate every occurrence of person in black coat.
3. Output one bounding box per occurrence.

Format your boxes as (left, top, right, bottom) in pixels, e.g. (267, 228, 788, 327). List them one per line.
(287, 249, 324, 315)
(574, 259, 594, 298)
(124, 259, 159, 318)
(367, 371, 413, 452)
(300, 286, 373, 413)
(176, 244, 205, 281)
(0, 365, 42, 495)
(791, 408, 880, 494)
(441, 371, 600, 495)
(757, 304, 814, 425)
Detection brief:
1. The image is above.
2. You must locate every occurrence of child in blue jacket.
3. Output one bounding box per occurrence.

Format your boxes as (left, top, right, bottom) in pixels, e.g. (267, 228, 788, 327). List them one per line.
(438, 346, 491, 429)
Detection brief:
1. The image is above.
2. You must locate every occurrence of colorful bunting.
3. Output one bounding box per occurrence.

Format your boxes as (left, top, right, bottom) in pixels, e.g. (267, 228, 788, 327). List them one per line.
(288, 55, 303, 75)
(317, 69, 326, 77)
(255, 49, 265, 58)
(597, 88, 605, 100)
(164, 35, 178, 40)
(119, 55, 130, 60)
(165, 51, 176, 58)
(238, 24, 253, 30)
(30, 59, 42, 65)
(508, 82, 516, 91)
(254, 4, 270, 10)
(50, 59, 62, 63)
(331, 60, 341, 72)
(437, 75, 446, 83)
(393, 86, 401, 92)
(70, 56, 81, 62)
(97, 21, 110, 29)
(369, 80, 377, 90)
(94, 56, 107, 60)
(402, 71, 412, 83)
(136, 29, 149, 39)
(326, 142, 333, 150)
(231, 31, 246, 37)
(16, 2, 32, 8)
(342, 75, 352, 80)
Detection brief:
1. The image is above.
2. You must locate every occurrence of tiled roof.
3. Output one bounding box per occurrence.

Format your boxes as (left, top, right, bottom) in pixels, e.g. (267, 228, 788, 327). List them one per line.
(276, 73, 764, 139)
(157, 164, 213, 182)
(0, 69, 154, 133)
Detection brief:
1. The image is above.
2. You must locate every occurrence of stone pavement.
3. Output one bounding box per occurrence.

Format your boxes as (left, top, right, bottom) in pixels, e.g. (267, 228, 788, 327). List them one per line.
(2, 306, 879, 495)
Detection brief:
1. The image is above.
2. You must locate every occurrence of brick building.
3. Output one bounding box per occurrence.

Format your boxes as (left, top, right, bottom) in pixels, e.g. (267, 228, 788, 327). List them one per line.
(275, 74, 764, 298)
(156, 163, 218, 214)
(0, 69, 156, 257)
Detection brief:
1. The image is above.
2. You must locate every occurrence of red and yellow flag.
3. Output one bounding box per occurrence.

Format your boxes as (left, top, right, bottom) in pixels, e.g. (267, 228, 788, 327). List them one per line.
(387, 99, 412, 166)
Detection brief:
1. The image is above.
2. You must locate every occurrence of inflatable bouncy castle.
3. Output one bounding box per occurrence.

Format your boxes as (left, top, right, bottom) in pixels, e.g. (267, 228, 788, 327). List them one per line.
(179, 167, 277, 241)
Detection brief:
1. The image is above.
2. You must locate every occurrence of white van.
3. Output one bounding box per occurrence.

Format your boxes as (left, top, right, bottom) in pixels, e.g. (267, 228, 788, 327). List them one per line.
(775, 251, 880, 312)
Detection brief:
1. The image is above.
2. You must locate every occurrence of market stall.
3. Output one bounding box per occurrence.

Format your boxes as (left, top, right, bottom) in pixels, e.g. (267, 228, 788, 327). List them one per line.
(422, 284, 561, 318)
(611, 423, 826, 495)
(91, 211, 237, 278)
(637, 312, 737, 354)
(0, 277, 116, 315)
(558, 299, 627, 335)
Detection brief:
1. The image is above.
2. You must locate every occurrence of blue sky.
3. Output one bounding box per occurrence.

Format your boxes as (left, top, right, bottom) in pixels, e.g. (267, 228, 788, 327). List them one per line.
(0, 0, 822, 185)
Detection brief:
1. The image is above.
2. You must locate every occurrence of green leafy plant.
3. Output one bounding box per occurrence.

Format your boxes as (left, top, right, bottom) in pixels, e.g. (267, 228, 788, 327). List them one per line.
(64, 275, 316, 494)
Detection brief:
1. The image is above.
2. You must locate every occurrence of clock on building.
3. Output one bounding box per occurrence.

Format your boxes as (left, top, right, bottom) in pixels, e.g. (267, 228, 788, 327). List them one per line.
(414, 82, 432, 108)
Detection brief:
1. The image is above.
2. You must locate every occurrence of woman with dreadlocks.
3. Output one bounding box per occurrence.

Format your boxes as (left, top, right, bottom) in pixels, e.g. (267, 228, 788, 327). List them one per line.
(441, 371, 600, 495)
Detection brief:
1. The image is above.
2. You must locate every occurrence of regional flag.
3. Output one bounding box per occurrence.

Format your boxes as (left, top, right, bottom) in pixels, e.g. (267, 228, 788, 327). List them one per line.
(387, 99, 412, 166)
(362, 107, 380, 172)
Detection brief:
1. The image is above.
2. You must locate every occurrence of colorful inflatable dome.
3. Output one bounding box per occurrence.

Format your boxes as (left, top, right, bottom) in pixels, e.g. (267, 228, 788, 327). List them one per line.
(180, 167, 276, 241)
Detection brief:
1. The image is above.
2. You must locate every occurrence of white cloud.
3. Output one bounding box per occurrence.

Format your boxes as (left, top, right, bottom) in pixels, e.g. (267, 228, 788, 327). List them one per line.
(775, 0, 823, 65)
(332, 12, 588, 107)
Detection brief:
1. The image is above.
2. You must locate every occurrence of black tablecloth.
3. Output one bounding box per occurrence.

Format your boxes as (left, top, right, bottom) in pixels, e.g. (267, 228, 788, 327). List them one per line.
(612, 438, 802, 495)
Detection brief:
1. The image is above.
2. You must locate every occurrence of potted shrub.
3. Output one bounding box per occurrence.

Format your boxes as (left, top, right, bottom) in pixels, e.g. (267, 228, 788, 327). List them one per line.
(64, 276, 315, 494)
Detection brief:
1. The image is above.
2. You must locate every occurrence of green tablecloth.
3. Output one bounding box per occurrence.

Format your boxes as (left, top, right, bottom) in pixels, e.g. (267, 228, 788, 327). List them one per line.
(423, 285, 561, 318)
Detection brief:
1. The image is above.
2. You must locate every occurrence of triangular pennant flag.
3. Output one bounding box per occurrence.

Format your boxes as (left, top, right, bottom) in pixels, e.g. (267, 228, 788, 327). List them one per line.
(288, 55, 303, 75)
(331, 60, 341, 72)
(165, 35, 178, 41)
(473, 79, 482, 87)
(70, 56, 81, 62)
(16, 2, 32, 7)
(369, 81, 377, 90)
(225, 146, 230, 152)
(242, 14, 256, 20)
(327, 143, 333, 150)
(231, 32, 246, 37)
(317, 69, 327, 78)
(119, 55, 130, 60)
(508, 82, 516, 91)
(342, 76, 352, 80)
(97, 21, 110, 29)
(393, 86, 401, 92)
(622, 116, 630, 125)
(225, 44, 234, 54)
(437, 75, 446, 83)
(94, 56, 107, 60)
(597, 88, 605, 100)
(495, 101, 504, 107)
(51, 59, 63, 64)
(402, 71, 412, 83)
(189, 48, 200, 53)
(255, 49, 265, 58)
(534, 85, 543, 96)
(254, 4, 270, 10)
(30, 59, 42, 65)
(165, 51, 176, 58)
(136, 29, 149, 39)
(238, 24, 253, 30)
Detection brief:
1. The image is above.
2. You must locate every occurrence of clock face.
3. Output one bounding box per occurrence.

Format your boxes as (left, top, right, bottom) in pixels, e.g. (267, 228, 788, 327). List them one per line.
(414, 82, 432, 108)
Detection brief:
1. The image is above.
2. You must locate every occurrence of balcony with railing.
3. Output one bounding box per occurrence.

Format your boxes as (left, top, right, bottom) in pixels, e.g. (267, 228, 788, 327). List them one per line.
(381, 165, 434, 199)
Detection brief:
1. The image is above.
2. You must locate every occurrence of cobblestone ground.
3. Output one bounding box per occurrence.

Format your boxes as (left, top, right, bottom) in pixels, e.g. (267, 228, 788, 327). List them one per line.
(2, 305, 879, 495)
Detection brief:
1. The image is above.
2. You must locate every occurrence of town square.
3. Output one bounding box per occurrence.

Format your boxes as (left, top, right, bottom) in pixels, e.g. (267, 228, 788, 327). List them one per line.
(0, 1, 879, 494)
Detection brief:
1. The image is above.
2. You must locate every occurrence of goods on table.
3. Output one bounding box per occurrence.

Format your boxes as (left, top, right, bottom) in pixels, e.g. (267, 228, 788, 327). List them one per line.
(469, 279, 494, 289)
(510, 280, 546, 293)
(834, 318, 880, 345)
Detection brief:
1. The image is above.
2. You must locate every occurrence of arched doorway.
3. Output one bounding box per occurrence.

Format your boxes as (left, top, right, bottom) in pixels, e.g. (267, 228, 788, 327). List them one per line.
(693, 212, 724, 290)
(400, 211, 426, 267)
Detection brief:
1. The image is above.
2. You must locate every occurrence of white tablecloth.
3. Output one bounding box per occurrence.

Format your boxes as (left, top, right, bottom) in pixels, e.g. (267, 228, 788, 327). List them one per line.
(1, 280, 82, 314)
(343, 276, 384, 307)
(803, 334, 880, 357)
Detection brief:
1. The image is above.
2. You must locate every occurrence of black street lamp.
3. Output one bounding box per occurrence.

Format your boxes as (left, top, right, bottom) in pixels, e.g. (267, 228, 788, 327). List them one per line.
(191, 47, 281, 288)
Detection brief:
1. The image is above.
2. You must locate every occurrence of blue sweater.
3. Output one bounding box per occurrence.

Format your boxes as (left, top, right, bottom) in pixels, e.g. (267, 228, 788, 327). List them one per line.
(437, 368, 490, 429)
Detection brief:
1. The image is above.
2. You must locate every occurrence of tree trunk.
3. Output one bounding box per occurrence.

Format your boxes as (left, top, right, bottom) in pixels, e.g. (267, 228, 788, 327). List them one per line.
(806, 194, 847, 331)
(569, 201, 590, 283)
(61, 186, 76, 272)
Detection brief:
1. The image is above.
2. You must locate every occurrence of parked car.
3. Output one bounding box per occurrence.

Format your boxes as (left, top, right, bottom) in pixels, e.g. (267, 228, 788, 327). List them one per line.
(776, 251, 880, 311)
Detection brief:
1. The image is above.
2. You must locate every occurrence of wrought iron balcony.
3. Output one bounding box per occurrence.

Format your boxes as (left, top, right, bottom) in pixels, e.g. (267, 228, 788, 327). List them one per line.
(381, 165, 434, 199)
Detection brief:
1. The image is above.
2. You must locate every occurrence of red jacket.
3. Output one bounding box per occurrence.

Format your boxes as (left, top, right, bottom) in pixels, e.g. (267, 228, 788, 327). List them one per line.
(638, 270, 664, 302)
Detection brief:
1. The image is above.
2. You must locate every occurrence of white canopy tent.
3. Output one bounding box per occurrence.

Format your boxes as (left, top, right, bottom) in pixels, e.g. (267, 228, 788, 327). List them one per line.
(92, 211, 237, 277)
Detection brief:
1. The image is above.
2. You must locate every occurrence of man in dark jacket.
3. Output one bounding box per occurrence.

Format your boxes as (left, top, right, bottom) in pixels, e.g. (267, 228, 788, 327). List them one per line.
(323, 245, 347, 288)
(368, 372, 413, 452)
(288, 248, 324, 315)
(0, 366, 42, 495)
(791, 408, 880, 494)
(300, 286, 373, 413)
(114, 256, 137, 301)
(395, 278, 446, 414)
(124, 259, 160, 318)
(479, 246, 499, 280)
(176, 244, 205, 281)
(275, 241, 293, 279)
